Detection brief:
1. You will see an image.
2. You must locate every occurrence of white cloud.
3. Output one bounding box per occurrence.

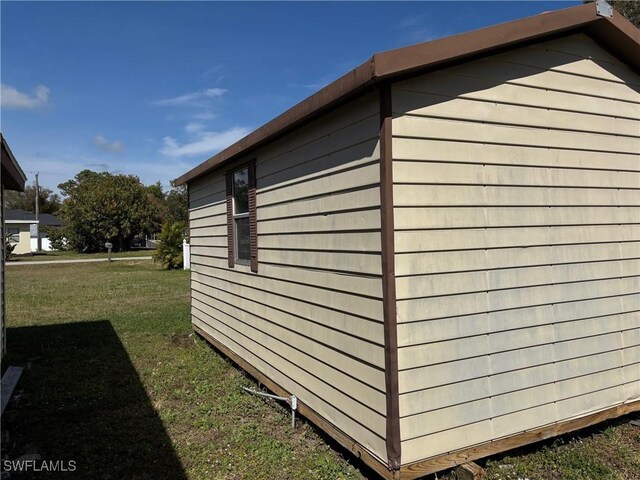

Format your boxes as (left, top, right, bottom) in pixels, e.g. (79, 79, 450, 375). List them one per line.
(1, 84, 50, 109)
(191, 111, 217, 120)
(93, 135, 124, 153)
(160, 126, 249, 158)
(184, 122, 205, 134)
(152, 88, 227, 107)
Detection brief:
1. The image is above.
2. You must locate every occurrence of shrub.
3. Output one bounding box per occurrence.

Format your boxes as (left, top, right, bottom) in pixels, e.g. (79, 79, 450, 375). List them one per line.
(153, 221, 186, 270)
(42, 226, 69, 251)
(4, 233, 16, 261)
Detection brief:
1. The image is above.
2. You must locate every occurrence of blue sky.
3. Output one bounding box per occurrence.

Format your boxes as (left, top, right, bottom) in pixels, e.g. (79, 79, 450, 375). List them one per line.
(1, 1, 579, 193)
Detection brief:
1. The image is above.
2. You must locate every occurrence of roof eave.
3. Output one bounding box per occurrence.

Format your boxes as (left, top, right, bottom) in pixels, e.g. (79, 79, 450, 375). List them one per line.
(1, 134, 27, 192)
(5, 220, 38, 225)
(174, 59, 376, 185)
(175, 3, 640, 186)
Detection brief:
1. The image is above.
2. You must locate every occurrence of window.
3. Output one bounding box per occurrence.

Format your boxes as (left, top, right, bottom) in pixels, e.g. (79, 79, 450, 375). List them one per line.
(226, 161, 257, 271)
(232, 168, 250, 263)
(6, 227, 20, 243)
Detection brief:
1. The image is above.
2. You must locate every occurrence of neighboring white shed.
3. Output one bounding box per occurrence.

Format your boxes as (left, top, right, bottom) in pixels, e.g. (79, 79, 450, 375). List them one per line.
(1, 134, 27, 358)
(175, 4, 639, 478)
(4, 209, 62, 253)
(4, 211, 37, 256)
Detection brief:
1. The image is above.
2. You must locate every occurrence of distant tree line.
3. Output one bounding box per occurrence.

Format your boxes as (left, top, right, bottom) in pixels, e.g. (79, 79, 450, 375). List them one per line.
(4, 183, 62, 215)
(7, 169, 188, 254)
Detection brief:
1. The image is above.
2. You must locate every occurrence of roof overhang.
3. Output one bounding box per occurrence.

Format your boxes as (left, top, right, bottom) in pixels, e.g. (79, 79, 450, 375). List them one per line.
(5, 220, 38, 225)
(1, 134, 27, 192)
(175, 3, 640, 186)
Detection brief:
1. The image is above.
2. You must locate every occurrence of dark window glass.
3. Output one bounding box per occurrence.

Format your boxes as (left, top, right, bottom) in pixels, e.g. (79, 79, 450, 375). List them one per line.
(7, 227, 20, 242)
(233, 169, 249, 214)
(235, 217, 250, 261)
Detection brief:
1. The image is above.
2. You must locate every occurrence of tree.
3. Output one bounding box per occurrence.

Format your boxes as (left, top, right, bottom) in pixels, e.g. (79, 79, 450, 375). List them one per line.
(584, 1, 640, 27)
(4, 233, 17, 261)
(4, 182, 62, 214)
(165, 182, 188, 225)
(145, 181, 169, 235)
(57, 170, 160, 252)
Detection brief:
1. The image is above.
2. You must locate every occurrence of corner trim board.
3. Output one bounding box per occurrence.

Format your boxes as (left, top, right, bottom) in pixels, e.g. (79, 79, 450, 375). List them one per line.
(379, 83, 401, 470)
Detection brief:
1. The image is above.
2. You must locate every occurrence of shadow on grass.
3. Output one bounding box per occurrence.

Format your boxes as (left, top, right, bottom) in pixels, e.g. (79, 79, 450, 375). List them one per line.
(2, 320, 187, 480)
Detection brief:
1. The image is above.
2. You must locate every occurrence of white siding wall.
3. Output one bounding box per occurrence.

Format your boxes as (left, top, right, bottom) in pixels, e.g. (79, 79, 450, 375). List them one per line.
(188, 93, 388, 462)
(391, 34, 640, 464)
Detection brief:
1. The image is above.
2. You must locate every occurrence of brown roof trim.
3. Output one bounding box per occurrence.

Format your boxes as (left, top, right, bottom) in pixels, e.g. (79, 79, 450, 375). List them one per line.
(175, 3, 640, 186)
(1, 134, 27, 192)
(175, 60, 375, 185)
(371, 2, 639, 80)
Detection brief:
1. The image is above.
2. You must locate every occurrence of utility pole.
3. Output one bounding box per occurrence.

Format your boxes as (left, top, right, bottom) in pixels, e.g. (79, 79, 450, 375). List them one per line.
(35, 172, 41, 252)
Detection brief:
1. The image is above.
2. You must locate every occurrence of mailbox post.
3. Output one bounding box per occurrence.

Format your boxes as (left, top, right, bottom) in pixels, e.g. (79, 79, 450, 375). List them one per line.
(105, 242, 113, 262)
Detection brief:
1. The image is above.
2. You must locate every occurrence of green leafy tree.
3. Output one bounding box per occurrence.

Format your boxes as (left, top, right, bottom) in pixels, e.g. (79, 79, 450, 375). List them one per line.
(165, 182, 188, 225)
(584, 0, 640, 27)
(145, 181, 169, 235)
(4, 182, 62, 214)
(153, 221, 186, 269)
(57, 170, 160, 252)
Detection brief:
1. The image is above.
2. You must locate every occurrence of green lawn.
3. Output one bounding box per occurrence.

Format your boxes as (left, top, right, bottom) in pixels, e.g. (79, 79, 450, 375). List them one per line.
(3, 261, 363, 480)
(3, 261, 639, 479)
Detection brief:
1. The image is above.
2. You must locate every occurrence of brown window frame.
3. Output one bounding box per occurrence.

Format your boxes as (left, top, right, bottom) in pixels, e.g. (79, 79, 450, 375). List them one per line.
(226, 160, 257, 272)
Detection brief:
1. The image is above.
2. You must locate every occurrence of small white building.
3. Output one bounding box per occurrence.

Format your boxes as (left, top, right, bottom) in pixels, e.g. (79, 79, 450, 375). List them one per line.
(5, 209, 62, 253)
(4, 212, 37, 256)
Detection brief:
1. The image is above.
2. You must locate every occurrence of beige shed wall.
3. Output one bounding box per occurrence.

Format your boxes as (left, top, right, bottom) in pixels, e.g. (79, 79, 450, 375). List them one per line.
(6, 223, 32, 255)
(391, 34, 640, 464)
(188, 93, 388, 462)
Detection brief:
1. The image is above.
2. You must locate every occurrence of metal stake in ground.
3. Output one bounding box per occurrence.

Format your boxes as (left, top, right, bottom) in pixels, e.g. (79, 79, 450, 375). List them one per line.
(105, 242, 113, 262)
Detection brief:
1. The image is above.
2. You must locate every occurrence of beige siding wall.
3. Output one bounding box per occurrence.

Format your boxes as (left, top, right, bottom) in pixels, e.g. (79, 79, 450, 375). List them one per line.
(188, 93, 388, 461)
(6, 223, 32, 255)
(391, 34, 640, 464)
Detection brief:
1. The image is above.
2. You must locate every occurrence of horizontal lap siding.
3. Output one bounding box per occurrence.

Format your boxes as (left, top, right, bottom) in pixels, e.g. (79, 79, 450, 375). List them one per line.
(391, 34, 640, 464)
(188, 93, 387, 462)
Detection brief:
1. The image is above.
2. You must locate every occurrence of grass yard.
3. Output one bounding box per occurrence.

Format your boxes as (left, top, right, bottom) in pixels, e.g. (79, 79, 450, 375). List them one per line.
(3, 261, 639, 479)
(7, 249, 152, 262)
(3, 261, 363, 480)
